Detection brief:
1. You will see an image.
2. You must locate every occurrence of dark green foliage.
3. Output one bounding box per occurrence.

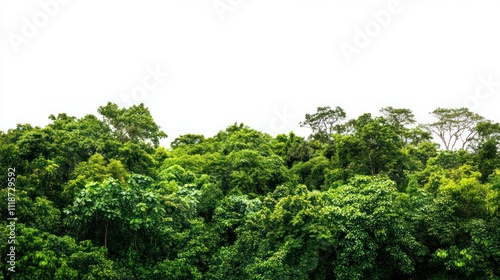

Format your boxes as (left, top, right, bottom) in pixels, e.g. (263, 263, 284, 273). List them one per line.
(477, 139, 500, 182)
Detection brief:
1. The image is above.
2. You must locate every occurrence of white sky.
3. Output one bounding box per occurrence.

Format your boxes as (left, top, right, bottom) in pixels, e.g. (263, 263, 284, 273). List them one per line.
(1, 0, 500, 147)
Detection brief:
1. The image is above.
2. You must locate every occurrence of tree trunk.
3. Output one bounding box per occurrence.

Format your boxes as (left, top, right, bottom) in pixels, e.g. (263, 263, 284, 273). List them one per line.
(368, 152, 375, 176)
(104, 220, 109, 249)
(134, 234, 138, 251)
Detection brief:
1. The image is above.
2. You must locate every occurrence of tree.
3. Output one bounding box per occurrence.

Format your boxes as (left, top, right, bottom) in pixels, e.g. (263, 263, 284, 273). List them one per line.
(476, 121, 500, 146)
(208, 177, 424, 280)
(64, 175, 167, 257)
(300, 106, 346, 142)
(423, 108, 484, 151)
(348, 114, 404, 178)
(272, 132, 313, 168)
(3, 225, 120, 279)
(62, 153, 129, 203)
(97, 102, 167, 147)
(4, 103, 500, 278)
(477, 139, 499, 183)
(380, 107, 432, 145)
(290, 155, 330, 190)
(47, 113, 116, 173)
(380, 106, 415, 129)
(226, 149, 290, 195)
(217, 123, 274, 156)
(118, 142, 157, 177)
(473, 121, 500, 182)
(171, 134, 205, 149)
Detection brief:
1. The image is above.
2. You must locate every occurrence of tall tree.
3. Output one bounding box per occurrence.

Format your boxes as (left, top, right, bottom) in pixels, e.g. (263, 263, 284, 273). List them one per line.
(476, 121, 500, 148)
(423, 107, 484, 151)
(475, 121, 500, 181)
(171, 134, 205, 149)
(300, 106, 346, 142)
(97, 102, 167, 147)
(351, 114, 404, 177)
(380, 106, 416, 129)
(64, 175, 167, 257)
(380, 107, 431, 145)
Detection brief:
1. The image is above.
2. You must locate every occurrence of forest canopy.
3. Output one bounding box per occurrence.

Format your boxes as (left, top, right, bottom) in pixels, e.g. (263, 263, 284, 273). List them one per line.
(1, 103, 500, 279)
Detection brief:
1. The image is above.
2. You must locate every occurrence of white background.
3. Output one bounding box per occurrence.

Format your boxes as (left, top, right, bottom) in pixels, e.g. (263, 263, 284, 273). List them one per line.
(1, 0, 499, 147)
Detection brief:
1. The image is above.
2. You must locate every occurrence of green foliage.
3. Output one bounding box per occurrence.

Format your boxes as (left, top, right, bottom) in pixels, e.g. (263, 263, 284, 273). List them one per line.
(63, 153, 129, 203)
(208, 177, 425, 279)
(477, 138, 500, 182)
(118, 142, 156, 177)
(1, 104, 499, 279)
(291, 156, 330, 190)
(170, 134, 206, 152)
(2, 224, 119, 279)
(226, 149, 289, 195)
(299, 106, 347, 142)
(423, 107, 485, 151)
(272, 132, 313, 167)
(64, 175, 167, 258)
(98, 102, 167, 147)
